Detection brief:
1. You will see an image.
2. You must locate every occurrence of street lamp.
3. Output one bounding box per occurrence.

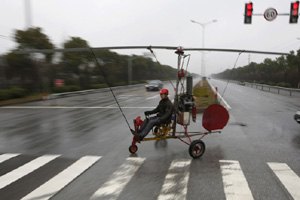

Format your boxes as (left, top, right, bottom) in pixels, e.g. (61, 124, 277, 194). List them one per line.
(24, 0, 32, 28)
(191, 19, 217, 79)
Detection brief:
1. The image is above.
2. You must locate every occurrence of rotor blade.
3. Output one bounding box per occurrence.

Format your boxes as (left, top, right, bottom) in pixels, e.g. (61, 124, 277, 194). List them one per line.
(14, 46, 289, 56)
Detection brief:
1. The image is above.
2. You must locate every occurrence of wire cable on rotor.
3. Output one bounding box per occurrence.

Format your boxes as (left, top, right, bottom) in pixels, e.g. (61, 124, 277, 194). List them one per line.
(185, 54, 191, 72)
(147, 46, 176, 90)
(179, 54, 191, 94)
(90, 48, 132, 131)
(221, 50, 245, 98)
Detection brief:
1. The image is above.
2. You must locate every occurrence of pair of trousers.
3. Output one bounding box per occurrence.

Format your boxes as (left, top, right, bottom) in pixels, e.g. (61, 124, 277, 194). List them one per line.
(139, 116, 161, 139)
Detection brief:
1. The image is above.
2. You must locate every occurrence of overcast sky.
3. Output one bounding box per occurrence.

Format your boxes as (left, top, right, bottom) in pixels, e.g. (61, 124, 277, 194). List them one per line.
(0, 0, 300, 75)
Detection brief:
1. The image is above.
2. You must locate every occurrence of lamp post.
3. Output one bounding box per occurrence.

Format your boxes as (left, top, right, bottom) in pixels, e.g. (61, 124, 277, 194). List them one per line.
(24, 0, 32, 28)
(191, 19, 217, 80)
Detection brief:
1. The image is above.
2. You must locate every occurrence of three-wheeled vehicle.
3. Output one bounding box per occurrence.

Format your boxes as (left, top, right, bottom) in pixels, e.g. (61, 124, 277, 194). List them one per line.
(129, 47, 229, 158)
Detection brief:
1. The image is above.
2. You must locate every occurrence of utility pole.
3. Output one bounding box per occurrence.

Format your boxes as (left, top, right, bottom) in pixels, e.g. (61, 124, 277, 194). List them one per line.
(25, 0, 32, 28)
(248, 54, 251, 65)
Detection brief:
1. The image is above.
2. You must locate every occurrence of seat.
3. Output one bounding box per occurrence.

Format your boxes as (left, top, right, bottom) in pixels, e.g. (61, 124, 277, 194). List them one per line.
(152, 116, 173, 137)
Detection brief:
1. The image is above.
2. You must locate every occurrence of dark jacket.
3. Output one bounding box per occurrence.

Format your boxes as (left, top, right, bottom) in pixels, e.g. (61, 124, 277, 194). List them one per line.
(149, 97, 173, 122)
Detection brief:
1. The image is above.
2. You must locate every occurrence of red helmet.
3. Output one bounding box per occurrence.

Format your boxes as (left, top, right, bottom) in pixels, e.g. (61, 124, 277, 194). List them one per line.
(160, 89, 168, 95)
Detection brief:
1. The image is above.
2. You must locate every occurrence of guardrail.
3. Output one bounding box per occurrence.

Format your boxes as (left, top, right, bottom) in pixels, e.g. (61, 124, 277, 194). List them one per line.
(244, 82, 300, 97)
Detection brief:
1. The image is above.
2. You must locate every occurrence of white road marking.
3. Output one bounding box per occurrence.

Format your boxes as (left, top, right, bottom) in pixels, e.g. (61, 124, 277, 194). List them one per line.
(0, 106, 155, 109)
(22, 156, 101, 200)
(90, 157, 145, 200)
(208, 80, 232, 110)
(0, 155, 60, 190)
(158, 160, 191, 200)
(268, 162, 300, 200)
(146, 95, 159, 100)
(220, 160, 254, 200)
(0, 153, 20, 164)
(217, 93, 232, 110)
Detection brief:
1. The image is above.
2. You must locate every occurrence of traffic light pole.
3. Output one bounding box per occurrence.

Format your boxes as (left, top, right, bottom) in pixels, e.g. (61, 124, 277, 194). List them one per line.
(244, 1, 299, 24)
(252, 13, 289, 16)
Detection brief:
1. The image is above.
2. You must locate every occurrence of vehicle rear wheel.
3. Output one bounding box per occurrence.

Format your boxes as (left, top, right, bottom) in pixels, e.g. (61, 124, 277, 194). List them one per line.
(189, 140, 205, 158)
(129, 144, 138, 154)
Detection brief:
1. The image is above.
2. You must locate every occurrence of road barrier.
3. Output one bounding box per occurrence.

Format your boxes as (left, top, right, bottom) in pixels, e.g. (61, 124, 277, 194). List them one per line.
(244, 82, 300, 97)
(222, 79, 300, 97)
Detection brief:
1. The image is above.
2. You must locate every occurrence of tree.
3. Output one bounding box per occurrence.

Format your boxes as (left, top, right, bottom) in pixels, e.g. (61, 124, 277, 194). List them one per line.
(276, 55, 289, 82)
(14, 27, 54, 63)
(61, 37, 93, 89)
(263, 58, 276, 82)
(5, 51, 37, 91)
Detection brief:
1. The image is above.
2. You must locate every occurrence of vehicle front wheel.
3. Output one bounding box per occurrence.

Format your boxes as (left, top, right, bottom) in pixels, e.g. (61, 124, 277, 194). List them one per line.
(189, 140, 205, 158)
(129, 144, 138, 154)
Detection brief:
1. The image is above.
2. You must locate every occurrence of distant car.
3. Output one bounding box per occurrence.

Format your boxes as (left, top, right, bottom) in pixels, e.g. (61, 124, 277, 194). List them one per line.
(145, 80, 163, 91)
(294, 111, 300, 124)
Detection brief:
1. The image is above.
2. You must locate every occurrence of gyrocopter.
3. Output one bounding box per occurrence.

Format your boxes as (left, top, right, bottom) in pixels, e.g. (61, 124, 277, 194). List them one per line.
(129, 46, 230, 158)
(16, 45, 288, 159)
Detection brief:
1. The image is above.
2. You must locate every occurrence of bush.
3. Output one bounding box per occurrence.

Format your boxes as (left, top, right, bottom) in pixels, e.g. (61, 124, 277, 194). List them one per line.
(0, 90, 9, 101)
(115, 82, 127, 86)
(139, 80, 147, 84)
(267, 82, 276, 86)
(68, 85, 81, 91)
(0, 88, 28, 101)
(90, 84, 108, 89)
(277, 82, 291, 88)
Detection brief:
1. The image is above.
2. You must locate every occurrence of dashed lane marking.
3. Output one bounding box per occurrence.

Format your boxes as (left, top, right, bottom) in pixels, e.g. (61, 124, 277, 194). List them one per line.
(22, 156, 101, 200)
(90, 157, 145, 200)
(1, 153, 300, 200)
(0, 153, 20, 164)
(268, 162, 300, 200)
(158, 160, 191, 200)
(220, 160, 254, 200)
(0, 155, 60, 190)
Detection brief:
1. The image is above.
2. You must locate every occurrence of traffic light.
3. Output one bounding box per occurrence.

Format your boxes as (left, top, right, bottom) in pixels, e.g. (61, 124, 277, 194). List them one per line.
(244, 2, 253, 24)
(290, 1, 299, 23)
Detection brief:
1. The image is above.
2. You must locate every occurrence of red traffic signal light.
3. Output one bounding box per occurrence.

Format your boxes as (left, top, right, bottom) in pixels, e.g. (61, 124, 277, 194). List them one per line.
(290, 1, 299, 23)
(244, 2, 253, 24)
(293, 1, 299, 9)
(247, 3, 253, 11)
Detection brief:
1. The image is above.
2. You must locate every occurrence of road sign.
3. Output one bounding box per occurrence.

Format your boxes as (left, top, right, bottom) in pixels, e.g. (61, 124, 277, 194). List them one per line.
(264, 8, 278, 21)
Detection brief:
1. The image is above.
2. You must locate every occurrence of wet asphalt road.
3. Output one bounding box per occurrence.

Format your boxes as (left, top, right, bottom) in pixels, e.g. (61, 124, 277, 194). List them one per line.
(0, 79, 299, 200)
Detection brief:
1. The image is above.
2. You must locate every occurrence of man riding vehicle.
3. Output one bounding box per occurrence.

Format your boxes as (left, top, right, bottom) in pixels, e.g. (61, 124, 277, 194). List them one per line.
(131, 88, 173, 140)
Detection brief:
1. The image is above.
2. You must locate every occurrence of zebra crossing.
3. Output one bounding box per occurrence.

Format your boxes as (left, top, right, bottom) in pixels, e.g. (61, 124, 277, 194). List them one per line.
(0, 153, 299, 200)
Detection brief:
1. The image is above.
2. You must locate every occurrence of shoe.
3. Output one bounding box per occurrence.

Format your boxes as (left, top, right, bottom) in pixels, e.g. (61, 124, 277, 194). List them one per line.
(131, 129, 143, 140)
(130, 129, 137, 135)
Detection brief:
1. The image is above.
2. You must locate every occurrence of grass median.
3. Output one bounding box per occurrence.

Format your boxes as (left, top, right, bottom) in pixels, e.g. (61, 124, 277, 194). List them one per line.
(0, 94, 43, 106)
(193, 80, 218, 112)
